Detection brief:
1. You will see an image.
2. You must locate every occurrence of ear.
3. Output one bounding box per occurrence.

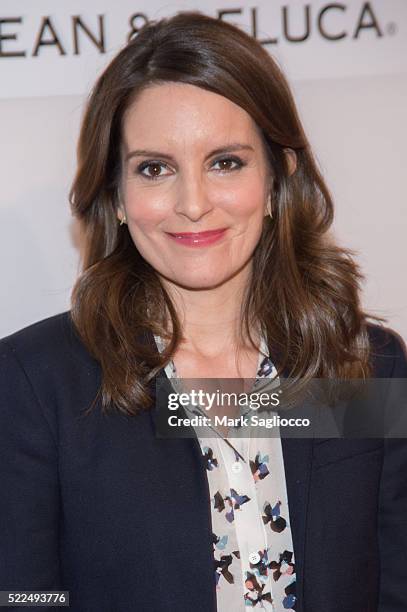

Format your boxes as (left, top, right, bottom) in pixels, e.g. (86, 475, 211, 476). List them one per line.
(284, 148, 297, 176)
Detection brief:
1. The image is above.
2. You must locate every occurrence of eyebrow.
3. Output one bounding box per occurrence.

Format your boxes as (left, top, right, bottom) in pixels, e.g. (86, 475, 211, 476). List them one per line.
(124, 142, 254, 163)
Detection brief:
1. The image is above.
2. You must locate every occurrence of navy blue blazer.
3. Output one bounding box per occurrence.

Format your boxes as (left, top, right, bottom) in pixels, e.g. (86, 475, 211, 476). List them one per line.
(0, 311, 407, 612)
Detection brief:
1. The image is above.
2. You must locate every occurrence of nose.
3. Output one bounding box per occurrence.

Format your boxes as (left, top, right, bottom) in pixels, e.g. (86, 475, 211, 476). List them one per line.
(174, 172, 213, 222)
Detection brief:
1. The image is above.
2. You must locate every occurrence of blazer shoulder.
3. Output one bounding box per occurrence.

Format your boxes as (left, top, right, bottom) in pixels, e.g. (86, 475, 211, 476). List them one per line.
(0, 311, 97, 374)
(2, 310, 70, 346)
(0, 312, 101, 432)
(366, 322, 407, 377)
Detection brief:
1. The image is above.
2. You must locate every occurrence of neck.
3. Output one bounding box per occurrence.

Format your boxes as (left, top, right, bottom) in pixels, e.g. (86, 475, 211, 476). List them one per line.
(159, 265, 259, 358)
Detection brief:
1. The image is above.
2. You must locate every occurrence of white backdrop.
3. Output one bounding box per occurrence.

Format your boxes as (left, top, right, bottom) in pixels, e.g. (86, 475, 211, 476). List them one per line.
(1, 0, 406, 340)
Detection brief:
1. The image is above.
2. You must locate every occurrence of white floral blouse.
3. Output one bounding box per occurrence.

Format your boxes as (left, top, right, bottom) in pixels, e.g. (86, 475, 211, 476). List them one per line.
(154, 333, 297, 611)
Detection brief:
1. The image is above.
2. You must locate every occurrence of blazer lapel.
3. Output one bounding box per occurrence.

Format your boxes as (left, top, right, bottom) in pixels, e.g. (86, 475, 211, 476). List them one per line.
(277, 361, 315, 612)
(280, 434, 313, 612)
(149, 372, 217, 609)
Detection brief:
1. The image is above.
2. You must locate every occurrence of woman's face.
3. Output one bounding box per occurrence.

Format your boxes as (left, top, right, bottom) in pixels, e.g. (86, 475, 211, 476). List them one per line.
(119, 82, 272, 290)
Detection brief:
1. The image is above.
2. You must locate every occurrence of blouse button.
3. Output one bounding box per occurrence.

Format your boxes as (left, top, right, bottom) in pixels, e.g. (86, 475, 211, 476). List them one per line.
(231, 461, 243, 474)
(249, 552, 261, 565)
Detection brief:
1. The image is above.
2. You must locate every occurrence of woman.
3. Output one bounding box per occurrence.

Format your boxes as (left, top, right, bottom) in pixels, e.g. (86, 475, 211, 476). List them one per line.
(1, 10, 406, 612)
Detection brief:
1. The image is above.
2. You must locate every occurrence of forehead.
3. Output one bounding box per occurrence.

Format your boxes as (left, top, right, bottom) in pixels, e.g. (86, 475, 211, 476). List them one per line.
(122, 82, 264, 152)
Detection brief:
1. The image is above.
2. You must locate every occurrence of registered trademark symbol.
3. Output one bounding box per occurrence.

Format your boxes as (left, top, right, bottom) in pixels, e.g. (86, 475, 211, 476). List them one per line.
(386, 22, 397, 35)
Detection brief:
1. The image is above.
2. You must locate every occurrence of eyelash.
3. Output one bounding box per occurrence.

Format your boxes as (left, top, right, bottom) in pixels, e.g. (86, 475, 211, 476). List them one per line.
(136, 156, 246, 181)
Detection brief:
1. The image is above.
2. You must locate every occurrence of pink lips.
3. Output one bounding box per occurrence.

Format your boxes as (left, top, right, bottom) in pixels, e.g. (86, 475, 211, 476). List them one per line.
(165, 228, 227, 247)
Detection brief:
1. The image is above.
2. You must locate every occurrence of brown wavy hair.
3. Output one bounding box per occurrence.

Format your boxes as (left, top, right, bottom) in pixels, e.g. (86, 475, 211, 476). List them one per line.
(69, 10, 382, 416)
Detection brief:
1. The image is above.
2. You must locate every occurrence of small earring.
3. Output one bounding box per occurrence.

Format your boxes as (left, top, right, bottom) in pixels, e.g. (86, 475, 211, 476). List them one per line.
(266, 195, 273, 220)
(119, 215, 127, 226)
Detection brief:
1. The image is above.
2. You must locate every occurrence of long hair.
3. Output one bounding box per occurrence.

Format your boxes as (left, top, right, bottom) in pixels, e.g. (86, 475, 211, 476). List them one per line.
(69, 10, 382, 416)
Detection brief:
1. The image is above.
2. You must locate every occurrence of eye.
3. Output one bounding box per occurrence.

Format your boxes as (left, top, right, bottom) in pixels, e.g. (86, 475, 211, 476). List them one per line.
(136, 155, 245, 180)
(137, 161, 171, 180)
(212, 156, 245, 173)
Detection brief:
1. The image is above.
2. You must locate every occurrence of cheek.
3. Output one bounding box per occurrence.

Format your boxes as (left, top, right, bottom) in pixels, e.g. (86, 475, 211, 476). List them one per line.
(225, 183, 266, 219)
(124, 189, 169, 230)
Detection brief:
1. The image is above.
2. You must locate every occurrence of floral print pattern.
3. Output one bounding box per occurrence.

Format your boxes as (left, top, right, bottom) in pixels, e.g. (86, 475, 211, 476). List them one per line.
(154, 333, 297, 610)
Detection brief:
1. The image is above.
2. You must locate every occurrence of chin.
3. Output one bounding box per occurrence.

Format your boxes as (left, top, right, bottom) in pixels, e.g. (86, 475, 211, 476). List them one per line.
(161, 270, 232, 291)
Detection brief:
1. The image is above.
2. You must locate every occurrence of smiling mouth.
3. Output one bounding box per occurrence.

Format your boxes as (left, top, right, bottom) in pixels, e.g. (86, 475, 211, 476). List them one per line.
(165, 228, 228, 247)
